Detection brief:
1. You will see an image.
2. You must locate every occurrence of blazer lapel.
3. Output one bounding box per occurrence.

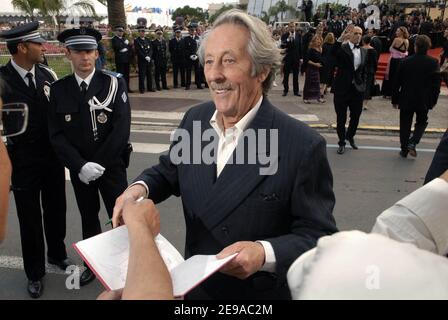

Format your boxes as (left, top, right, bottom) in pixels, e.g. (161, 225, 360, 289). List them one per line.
(342, 43, 355, 71)
(360, 47, 367, 68)
(197, 98, 276, 231)
(184, 105, 217, 216)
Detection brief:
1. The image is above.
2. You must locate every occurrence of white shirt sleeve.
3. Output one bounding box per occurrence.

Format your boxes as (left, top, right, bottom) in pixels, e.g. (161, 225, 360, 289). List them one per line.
(372, 178, 448, 256)
(127, 180, 149, 198)
(256, 240, 276, 273)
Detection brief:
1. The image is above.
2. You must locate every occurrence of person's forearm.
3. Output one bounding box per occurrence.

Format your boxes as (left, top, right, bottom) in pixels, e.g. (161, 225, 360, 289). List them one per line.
(123, 224, 173, 300)
(0, 140, 11, 242)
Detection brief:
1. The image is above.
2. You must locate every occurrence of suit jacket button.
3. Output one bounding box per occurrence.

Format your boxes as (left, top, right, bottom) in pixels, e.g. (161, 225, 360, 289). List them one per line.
(221, 226, 229, 234)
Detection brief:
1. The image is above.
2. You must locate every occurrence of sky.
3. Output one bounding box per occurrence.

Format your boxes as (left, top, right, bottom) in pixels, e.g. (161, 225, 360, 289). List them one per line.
(124, 0, 238, 10)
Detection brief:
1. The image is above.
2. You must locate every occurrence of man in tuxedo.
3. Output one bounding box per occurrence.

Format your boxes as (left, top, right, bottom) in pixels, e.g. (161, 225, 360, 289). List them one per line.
(332, 25, 368, 155)
(112, 10, 337, 300)
(392, 35, 440, 158)
(0, 22, 68, 298)
(281, 22, 303, 97)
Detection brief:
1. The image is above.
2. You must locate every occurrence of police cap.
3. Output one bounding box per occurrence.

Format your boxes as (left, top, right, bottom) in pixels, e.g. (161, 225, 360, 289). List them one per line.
(0, 21, 46, 44)
(57, 27, 102, 50)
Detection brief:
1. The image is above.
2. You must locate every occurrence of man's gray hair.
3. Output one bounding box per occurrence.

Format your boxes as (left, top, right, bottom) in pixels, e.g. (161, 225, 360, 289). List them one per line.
(198, 9, 282, 95)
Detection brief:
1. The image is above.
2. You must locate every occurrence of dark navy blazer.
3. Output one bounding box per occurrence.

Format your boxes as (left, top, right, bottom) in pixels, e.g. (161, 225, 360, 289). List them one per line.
(136, 97, 337, 299)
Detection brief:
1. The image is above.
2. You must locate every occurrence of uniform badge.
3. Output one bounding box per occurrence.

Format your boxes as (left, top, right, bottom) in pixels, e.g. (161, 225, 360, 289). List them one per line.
(43, 83, 51, 102)
(97, 112, 108, 124)
(122, 92, 127, 103)
(65, 114, 71, 122)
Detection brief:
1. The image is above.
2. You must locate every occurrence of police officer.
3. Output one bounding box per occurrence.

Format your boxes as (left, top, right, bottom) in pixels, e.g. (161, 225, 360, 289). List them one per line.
(152, 28, 169, 90)
(182, 26, 202, 90)
(111, 25, 133, 92)
(0, 21, 68, 299)
(48, 28, 131, 286)
(134, 27, 155, 93)
(169, 28, 185, 88)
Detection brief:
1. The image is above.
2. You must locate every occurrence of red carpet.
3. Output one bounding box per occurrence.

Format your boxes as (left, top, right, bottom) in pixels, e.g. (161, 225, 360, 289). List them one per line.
(376, 48, 442, 80)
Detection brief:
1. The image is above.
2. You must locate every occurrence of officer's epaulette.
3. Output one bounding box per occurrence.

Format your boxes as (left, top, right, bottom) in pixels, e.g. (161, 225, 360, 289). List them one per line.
(37, 63, 58, 81)
(101, 69, 123, 78)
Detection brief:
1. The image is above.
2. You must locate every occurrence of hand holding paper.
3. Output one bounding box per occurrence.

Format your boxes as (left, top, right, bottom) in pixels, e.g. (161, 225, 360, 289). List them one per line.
(217, 241, 265, 279)
(112, 184, 147, 228)
(122, 198, 160, 235)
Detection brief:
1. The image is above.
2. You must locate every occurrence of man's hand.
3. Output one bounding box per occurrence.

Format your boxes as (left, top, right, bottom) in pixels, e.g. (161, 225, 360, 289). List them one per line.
(97, 289, 123, 300)
(124, 39, 129, 45)
(112, 184, 147, 228)
(441, 169, 448, 183)
(217, 241, 265, 280)
(122, 198, 160, 236)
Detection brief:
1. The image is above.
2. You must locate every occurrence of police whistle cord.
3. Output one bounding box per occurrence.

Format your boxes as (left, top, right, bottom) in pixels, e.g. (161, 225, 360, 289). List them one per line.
(88, 75, 118, 141)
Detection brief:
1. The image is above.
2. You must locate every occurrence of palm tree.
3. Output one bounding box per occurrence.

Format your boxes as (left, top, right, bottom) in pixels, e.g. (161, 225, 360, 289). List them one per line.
(97, 0, 126, 28)
(268, 6, 280, 23)
(42, 0, 97, 27)
(276, 0, 297, 22)
(11, 0, 42, 21)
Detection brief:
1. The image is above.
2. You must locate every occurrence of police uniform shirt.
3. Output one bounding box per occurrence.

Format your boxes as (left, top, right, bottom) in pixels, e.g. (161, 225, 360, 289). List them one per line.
(10, 58, 36, 87)
(74, 68, 95, 89)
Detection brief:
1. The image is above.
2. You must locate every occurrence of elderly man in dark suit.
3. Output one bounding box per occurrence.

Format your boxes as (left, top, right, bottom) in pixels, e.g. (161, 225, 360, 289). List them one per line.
(332, 25, 368, 155)
(281, 22, 303, 96)
(392, 35, 440, 158)
(112, 9, 337, 300)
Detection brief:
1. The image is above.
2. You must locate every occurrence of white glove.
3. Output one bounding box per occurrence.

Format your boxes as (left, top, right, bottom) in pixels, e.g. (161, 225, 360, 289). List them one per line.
(145, 56, 151, 62)
(120, 48, 128, 53)
(124, 39, 129, 45)
(79, 162, 105, 184)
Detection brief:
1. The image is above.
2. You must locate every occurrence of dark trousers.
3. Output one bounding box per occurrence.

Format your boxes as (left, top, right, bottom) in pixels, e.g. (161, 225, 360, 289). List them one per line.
(425, 129, 448, 184)
(334, 86, 363, 146)
(399, 107, 429, 151)
(154, 62, 168, 89)
(172, 61, 185, 87)
(13, 163, 66, 281)
(283, 64, 300, 94)
(116, 62, 130, 91)
(185, 61, 201, 88)
(137, 60, 153, 92)
(69, 165, 127, 241)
